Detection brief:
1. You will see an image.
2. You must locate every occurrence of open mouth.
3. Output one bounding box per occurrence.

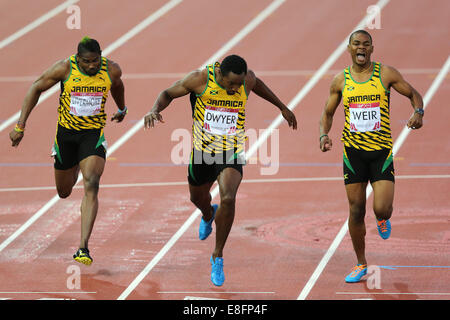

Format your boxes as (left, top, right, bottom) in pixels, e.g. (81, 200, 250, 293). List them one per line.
(356, 52, 366, 62)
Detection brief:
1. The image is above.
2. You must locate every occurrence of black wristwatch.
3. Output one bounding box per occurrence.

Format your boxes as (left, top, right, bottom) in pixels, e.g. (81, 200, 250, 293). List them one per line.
(414, 108, 424, 116)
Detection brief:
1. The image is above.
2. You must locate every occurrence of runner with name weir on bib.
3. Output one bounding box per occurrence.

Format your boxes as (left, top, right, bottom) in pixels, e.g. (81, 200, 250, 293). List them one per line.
(319, 30, 424, 283)
(342, 61, 392, 151)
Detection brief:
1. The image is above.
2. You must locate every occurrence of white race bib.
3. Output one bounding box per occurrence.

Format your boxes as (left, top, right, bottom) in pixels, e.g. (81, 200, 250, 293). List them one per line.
(69, 92, 103, 117)
(349, 102, 381, 132)
(203, 105, 239, 136)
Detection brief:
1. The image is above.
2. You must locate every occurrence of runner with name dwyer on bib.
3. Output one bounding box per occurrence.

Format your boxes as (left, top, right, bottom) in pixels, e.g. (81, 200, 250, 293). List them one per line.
(144, 55, 297, 286)
(319, 30, 424, 283)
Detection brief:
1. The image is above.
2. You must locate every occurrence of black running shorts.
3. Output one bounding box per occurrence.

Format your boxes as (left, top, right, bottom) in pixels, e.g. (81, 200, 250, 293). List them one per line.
(52, 124, 106, 170)
(188, 148, 244, 186)
(343, 146, 395, 185)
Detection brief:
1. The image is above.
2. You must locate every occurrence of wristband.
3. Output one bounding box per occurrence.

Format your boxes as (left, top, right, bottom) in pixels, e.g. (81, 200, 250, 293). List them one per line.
(319, 134, 328, 141)
(14, 123, 25, 133)
(118, 106, 128, 115)
(414, 108, 424, 116)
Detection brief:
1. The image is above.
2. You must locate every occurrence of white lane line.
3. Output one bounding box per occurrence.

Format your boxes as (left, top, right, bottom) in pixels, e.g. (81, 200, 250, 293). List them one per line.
(0, 0, 79, 50)
(393, 55, 450, 156)
(116, 0, 287, 300)
(0, 0, 183, 254)
(1, 174, 449, 193)
(297, 54, 450, 300)
(0, 0, 183, 133)
(199, 0, 286, 69)
(100, 0, 182, 57)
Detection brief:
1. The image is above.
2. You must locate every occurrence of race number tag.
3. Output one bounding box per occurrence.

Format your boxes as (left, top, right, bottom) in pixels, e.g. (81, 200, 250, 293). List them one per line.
(69, 92, 103, 117)
(203, 105, 239, 136)
(349, 102, 381, 132)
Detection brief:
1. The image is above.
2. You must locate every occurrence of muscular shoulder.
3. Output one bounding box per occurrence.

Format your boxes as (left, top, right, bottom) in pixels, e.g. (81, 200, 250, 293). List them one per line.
(107, 59, 122, 81)
(330, 70, 345, 93)
(379, 63, 402, 88)
(45, 58, 71, 81)
(244, 69, 257, 92)
(380, 63, 398, 75)
(181, 68, 208, 94)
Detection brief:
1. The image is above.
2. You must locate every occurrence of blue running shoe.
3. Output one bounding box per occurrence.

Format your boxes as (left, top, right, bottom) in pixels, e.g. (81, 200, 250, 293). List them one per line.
(376, 219, 391, 240)
(199, 204, 218, 240)
(345, 264, 367, 283)
(210, 256, 225, 286)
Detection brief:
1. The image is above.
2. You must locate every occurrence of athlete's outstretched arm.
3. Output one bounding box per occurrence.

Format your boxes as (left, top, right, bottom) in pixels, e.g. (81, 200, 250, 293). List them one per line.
(144, 70, 206, 129)
(109, 61, 127, 123)
(319, 72, 344, 152)
(9, 59, 69, 147)
(382, 65, 424, 130)
(246, 70, 297, 130)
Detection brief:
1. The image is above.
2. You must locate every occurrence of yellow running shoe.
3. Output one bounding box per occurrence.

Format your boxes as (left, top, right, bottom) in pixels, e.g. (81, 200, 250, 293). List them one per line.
(73, 248, 93, 266)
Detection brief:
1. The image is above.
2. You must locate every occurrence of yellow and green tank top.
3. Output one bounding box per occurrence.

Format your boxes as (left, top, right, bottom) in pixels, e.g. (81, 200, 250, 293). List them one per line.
(341, 62, 392, 151)
(58, 54, 112, 130)
(190, 62, 248, 154)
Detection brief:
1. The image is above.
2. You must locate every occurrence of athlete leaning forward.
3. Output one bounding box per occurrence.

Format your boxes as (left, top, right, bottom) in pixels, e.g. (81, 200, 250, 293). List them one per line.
(9, 37, 128, 265)
(144, 55, 297, 286)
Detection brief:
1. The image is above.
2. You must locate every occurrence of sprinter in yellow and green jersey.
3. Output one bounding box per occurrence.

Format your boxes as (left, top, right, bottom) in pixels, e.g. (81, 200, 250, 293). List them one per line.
(144, 55, 297, 286)
(319, 30, 424, 283)
(9, 37, 128, 266)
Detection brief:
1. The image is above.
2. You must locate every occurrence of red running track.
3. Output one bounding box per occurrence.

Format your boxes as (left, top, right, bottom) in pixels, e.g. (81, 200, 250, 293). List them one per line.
(0, 0, 449, 300)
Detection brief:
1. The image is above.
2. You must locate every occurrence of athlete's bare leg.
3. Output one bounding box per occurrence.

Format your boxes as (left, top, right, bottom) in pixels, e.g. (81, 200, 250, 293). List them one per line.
(371, 180, 394, 221)
(345, 182, 368, 265)
(213, 167, 242, 260)
(54, 165, 80, 198)
(78, 155, 105, 249)
(189, 181, 215, 221)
